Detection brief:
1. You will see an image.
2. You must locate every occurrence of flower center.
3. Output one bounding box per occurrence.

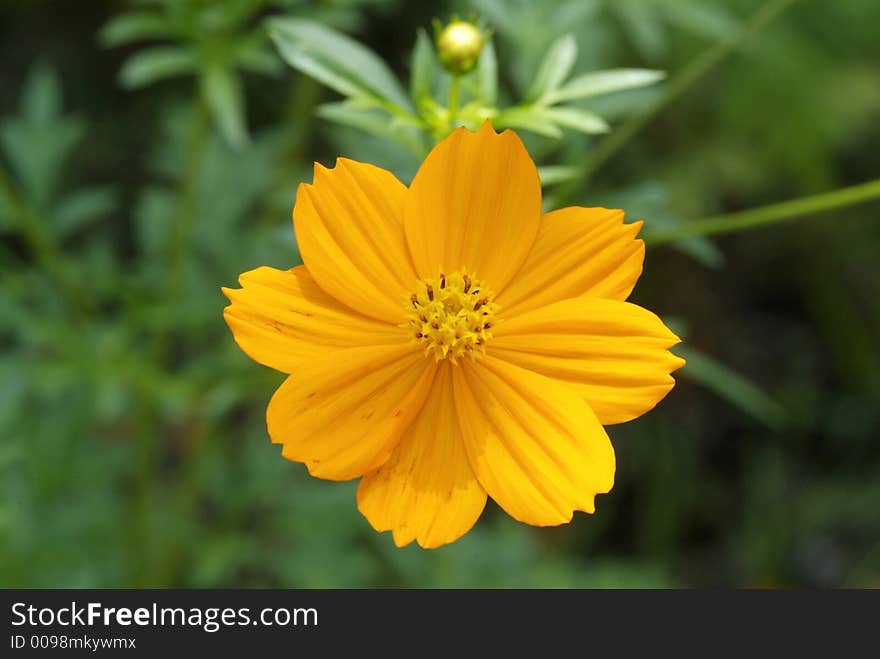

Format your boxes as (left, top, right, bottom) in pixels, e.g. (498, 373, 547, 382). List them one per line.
(406, 270, 497, 362)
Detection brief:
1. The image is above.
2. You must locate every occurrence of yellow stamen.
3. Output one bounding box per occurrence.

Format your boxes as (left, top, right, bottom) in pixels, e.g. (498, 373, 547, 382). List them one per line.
(406, 270, 497, 363)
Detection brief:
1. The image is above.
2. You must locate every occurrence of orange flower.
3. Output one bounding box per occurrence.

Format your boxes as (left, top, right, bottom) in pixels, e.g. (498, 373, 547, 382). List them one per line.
(222, 122, 684, 548)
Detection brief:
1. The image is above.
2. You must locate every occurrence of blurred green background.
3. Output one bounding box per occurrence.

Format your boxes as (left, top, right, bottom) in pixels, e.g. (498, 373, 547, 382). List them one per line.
(2, 0, 879, 588)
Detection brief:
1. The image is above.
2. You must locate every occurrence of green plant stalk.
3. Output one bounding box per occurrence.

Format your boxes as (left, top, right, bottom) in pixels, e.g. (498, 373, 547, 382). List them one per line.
(555, 0, 800, 204)
(448, 73, 461, 124)
(132, 95, 210, 586)
(165, 96, 211, 324)
(645, 177, 880, 246)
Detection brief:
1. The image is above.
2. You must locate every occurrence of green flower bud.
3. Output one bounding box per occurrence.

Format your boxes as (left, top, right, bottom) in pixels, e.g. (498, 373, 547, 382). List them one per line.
(436, 20, 485, 75)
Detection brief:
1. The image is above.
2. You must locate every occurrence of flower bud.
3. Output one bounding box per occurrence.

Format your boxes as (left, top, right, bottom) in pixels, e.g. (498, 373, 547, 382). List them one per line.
(435, 20, 485, 75)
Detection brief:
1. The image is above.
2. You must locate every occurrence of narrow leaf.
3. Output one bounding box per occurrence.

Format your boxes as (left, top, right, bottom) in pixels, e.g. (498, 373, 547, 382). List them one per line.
(526, 33, 577, 102)
(662, 0, 739, 40)
(98, 11, 173, 47)
(316, 102, 395, 136)
(201, 66, 249, 149)
(316, 102, 423, 154)
(477, 40, 498, 106)
(135, 187, 175, 255)
(0, 117, 84, 209)
(234, 47, 283, 76)
(273, 47, 363, 99)
(410, 29, 435, 105)
(545, 106, 609, 134)
(546, 69, 665, 104)
(613, 0, 667, 59)
(233, 31, 283, 76)
(118, 46, 197, 89)
(268, 17, 412, 112)
(54, 186, 118, 238)
(675, 345, 785, 428)
(494, 107, 563, 138)
(537, 165, 581, 186)
(20, 63, 61, 123)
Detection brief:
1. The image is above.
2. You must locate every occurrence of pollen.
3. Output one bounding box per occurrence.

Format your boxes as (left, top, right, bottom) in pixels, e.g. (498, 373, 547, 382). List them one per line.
(406, 270, 497, 362)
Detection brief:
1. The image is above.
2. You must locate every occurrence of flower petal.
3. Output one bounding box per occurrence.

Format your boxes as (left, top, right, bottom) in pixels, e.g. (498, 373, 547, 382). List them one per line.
(222, 265, 405, 373)
(267, 344, 436, 481)
(293, 158, 417, 324)
(357, 364, 487, 548)
(404, 122, 542, 292)
(454, 356, 615, 526)
(491, 297, 684, 425)
(495, 206, 644, 317)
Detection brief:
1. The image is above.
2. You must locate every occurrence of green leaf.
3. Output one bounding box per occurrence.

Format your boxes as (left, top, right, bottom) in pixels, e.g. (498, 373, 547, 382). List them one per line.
(471, 0, 517, 38)
(494, 107, 563, 138)
(2, 65, 80, 207)
(477, 40, 498, 106)
(268, 17, 412, 113)
(410, 29, 435, 106)
(537, 165, 581, 186)
(134, 187, 174, 256)
(661, 0, 739, 40)
(236, 52, 282, 77)
(273, 46, 364, 99)
(612, 0, 667, 60)
(316, 102, 423, 155)
(98, 11, 173, 47)
(118, 46, 197, 89)
(526, 33, 577, 102)
(233, 45, 282, 77)
(544, 106, 609, 134)
(54, 186, 118, 238)
(675, 345, 785, 428)
(20, 63, 62, 123)
(316, 101, 392, 135)
(642, 218, 724, 269)
(231, 28, 283, 77)
(673, 235, 724, 269)
(1, 113, 84, 209)
(546, 69, 666, 104)
(201, 66, 248, 149)
(598, 181, 723, 269)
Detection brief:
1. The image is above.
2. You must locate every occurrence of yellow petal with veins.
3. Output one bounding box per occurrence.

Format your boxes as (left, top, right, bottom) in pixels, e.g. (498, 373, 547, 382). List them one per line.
(496, 206, 644, 317)
(294, 158, 417, 324)
(357, 364, 487, 548)
(491, 297, 684, 425)
(404, 122, 542, 293)
(267, 344, 436, 481)
(223, 265, 405, 373)
(455, 356, 615, 526)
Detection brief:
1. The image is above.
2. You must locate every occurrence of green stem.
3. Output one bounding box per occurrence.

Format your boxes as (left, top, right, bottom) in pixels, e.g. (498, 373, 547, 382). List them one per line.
(646, 178, 880, 246)
(165, 96, 211, 317)
(448, 74, 461, 124)
(554, 0, 800, 205)
(132, 95, 210, 587)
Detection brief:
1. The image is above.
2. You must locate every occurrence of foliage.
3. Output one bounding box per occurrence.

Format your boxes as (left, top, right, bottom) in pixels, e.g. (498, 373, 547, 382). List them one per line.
(1, 0, 879, 587)
(269, 14, 664, 155)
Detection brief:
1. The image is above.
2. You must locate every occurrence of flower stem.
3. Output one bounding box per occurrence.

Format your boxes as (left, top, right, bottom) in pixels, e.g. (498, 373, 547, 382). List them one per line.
(645, 177, 880, 246)
(448, 74, 461, 124)
(553, 0, 800, 205)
